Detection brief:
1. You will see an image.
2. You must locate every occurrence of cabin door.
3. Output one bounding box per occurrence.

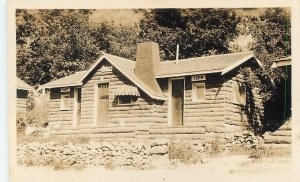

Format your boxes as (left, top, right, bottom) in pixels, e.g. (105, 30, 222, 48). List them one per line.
(171, 79, 184, 126)
(73, 87, 81, 127)
(97, 83, 109, 126)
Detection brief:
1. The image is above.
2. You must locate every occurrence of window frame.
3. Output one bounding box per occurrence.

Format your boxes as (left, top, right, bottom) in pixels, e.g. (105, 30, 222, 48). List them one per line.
(192, 82, 206, 102)
(60, 92, 71, 111)
(117, 95, 137, 106)
(232, 82, 246, 106)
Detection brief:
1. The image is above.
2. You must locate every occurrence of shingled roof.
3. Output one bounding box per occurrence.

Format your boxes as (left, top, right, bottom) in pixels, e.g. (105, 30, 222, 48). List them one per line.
(156, 51, 258, 78)
(39, 51, 261, 100)
(39, 71, 86, 89)
(17, 77, 34, 91)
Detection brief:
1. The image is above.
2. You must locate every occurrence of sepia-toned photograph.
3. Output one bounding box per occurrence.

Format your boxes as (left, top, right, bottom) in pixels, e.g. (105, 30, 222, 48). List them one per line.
(11, 3, 296, 181)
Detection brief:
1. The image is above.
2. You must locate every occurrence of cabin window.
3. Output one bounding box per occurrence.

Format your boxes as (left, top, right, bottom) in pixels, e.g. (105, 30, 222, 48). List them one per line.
(118, 96, 137, 105)
(232, 82, 246, 106)
(61, 93, 70, 110)
(192, 83, 205, 101)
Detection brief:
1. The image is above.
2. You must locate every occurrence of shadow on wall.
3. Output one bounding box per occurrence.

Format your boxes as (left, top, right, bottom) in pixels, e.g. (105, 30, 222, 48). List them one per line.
(245, 71, 291, 135)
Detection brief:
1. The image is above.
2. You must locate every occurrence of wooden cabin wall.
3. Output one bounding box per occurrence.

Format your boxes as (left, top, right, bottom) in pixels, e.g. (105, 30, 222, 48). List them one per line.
(184, 75, 226, 144)
(223, 72, 264, 140)
(80, 61, 156, 128)
(155, 75, 226, 144)
(48, 88, 74, 129)
(17, 89, 28, 112)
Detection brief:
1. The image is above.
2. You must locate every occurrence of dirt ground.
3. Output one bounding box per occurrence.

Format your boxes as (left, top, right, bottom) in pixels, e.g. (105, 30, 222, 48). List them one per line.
(13, 154, 293, 182)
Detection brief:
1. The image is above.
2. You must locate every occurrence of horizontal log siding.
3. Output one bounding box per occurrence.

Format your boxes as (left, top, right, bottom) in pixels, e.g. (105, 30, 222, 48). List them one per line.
(153, 79, 168, 126)
(17, 98, 27, 112)
(50, 125, 205, 141)
(223, 72, 263, 140)
(155, 75, 226, 144)
(80, 61, 156, 127)
(17, 89, 28, 112)
(185, 75, 226, 144)
(48, 88, 75, 129)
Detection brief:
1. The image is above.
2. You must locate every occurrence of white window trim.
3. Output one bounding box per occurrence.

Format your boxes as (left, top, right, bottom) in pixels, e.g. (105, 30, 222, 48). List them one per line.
(192, 82, 206, 102)
(60, 92, 71, 111)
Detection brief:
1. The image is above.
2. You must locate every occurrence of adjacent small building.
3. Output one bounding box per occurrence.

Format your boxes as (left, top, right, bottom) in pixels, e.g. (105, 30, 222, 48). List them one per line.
(40, 42, 263, 141)
(271, 56, 292, 122)
(17, 77, 34, 112)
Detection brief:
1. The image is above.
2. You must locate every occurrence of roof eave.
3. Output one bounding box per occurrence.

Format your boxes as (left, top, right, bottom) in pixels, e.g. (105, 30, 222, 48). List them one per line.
(38, 83, 82, 90)
(155, 69, 223, 78)
(271, 60, 291, 68)
(221, 54, 260, 75)
(17, 87, 33, 91)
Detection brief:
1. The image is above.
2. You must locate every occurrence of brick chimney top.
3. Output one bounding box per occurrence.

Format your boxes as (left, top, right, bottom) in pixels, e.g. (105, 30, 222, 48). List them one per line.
(135, 42, 162, 94)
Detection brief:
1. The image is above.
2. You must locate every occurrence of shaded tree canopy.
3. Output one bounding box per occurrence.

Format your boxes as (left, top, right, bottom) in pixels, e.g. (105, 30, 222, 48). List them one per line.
(139, 9, 240, 60)
(16, 8, 290, 93)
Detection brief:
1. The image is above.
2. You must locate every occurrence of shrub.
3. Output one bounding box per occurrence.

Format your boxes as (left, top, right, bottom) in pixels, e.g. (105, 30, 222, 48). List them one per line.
(210, 139, 221, 155)
(250, 146, 274, 158)
(205, 137, 222, 156)
(16, 93, 49, 136)
(16, 112, 27, 136)
(105, 158, 116, 170)
(168, 139, 198, 164)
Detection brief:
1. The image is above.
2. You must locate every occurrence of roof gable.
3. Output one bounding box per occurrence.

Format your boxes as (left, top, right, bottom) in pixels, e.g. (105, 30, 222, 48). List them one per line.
(80, 54, 166, 100)
(17, 77, 34, 91)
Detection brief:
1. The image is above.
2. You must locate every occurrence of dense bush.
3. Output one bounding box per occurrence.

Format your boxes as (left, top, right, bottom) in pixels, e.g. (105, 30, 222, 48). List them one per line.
(17, 93, 49, 136)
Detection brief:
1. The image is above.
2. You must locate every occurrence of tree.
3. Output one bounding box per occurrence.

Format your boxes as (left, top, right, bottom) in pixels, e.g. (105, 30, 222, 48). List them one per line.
(16, 9, 102, 86)
(236, 8, 291, 133)
(138, 9, 241, 60)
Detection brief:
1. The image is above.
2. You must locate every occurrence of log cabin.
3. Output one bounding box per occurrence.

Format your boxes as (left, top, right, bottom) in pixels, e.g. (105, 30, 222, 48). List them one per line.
(39, 42, 263, 140)
(17, 77, 34, 112)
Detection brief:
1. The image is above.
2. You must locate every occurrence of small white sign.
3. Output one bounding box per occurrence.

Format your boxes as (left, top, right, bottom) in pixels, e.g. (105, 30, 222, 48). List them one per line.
(192, 75, 206, 81)
(61, 87, 70, 92)
(100, 65, 113, 72)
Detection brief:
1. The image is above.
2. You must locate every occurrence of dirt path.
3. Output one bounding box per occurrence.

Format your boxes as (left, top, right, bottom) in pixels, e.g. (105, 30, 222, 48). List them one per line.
(13, 155, 292, 182)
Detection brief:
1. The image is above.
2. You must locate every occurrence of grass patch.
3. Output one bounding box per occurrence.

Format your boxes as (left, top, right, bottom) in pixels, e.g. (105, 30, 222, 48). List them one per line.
(249, 145, 291, 159)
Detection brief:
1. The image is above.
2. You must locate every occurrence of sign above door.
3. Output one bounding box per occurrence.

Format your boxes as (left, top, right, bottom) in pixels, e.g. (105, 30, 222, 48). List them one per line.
(191, 75, 206, 82)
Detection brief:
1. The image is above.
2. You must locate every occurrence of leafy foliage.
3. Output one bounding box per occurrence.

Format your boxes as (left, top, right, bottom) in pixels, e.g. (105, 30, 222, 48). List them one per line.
(139, 9, 240, 60)
(237, 8, 291, 132)
(16, 10, 102, 85)
(16, 9, 291, 133)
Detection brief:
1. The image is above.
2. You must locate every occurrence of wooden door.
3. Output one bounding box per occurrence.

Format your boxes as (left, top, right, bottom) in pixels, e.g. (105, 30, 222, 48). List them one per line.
(73, 88, 81, 127)
(76, 88, 81, 125)
(171, 79, 184, 126)
(97, 83, 109, 126)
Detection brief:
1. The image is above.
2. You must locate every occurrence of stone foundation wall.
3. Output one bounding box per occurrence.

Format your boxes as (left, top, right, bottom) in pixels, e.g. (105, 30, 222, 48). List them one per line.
(17, 139, 208, 169)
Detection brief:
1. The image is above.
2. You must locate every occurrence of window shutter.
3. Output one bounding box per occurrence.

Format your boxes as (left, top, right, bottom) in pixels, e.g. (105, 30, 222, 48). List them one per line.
(192, 83, 205, 101)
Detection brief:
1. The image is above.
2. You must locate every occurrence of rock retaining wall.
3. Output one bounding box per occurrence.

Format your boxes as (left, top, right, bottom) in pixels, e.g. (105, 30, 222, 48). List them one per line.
(17, 139, 207, 169)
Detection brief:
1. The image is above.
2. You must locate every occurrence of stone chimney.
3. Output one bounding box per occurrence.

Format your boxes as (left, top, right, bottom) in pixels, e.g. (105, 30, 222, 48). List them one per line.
(135, 42, 162, 93)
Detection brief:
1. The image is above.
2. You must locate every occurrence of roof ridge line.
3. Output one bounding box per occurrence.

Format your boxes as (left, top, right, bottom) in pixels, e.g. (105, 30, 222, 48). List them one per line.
(163, 51, 253, 63)
(103, 53, 135, 62)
